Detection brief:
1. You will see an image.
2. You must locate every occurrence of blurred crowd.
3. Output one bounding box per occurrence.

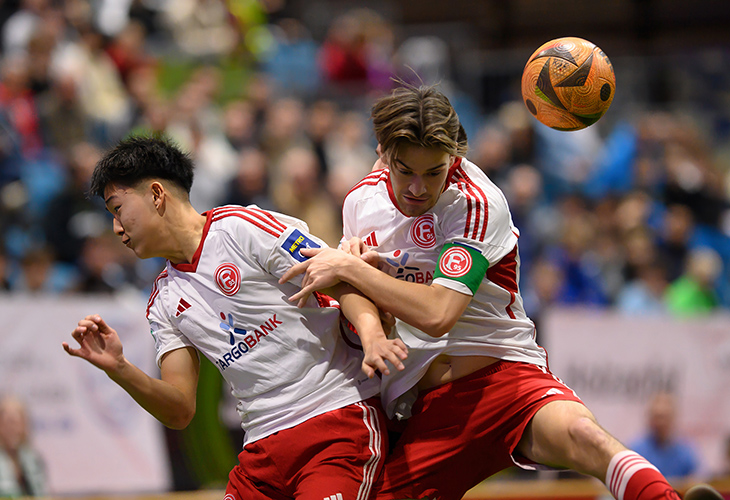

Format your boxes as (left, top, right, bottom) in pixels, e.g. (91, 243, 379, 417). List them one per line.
(1, 0, 729, 323)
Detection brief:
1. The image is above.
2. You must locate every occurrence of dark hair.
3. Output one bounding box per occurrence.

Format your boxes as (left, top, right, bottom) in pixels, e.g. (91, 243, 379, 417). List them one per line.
(89, 136, 194, 198)
(371, 83, 468, 166)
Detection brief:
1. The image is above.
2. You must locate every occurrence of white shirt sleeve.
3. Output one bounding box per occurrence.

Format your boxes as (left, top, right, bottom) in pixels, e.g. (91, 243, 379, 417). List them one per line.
(230, 209, 330, 287)
(439, 187, 519, 267)
(147, 277, 196, 368)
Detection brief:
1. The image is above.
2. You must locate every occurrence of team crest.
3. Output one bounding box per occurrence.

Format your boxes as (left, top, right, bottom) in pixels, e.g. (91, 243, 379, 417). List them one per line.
(438, 246, 472, 278)
(410, 214, 436, 249)
(215, 263, 241, 296)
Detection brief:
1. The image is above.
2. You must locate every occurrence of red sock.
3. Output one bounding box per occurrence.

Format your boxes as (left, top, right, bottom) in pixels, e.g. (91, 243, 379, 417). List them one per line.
(605, 451, 680, 500)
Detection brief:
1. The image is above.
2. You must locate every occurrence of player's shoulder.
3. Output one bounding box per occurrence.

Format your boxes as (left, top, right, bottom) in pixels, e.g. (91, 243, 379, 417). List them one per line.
(343, 169, 389, 205)
(445, 158, 508, 207)
(447, 158, 500, 190)
(207, 205, 303, 238)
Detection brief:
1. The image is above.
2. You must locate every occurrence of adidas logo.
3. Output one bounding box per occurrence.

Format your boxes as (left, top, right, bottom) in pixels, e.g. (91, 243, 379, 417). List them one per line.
(364, 231, 378, 248)
(175, 298, 192, 317)
(324, 494, 343, 500)
(541, 388, 564, 398)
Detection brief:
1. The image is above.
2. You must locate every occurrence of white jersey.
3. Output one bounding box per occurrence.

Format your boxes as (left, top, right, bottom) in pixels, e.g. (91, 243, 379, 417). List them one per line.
(147, 205, 379, 445)
(342, 158, 547, 417)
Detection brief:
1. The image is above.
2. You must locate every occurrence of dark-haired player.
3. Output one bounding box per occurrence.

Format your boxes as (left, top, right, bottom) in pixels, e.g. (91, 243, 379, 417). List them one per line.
(63, 136, 407, 500)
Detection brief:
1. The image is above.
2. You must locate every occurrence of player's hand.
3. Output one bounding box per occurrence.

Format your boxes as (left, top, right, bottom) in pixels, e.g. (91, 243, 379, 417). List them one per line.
(280, 247, 349, 307)
(360, 250, 380, 268)
(62, 315, 126, 374)
(339, 237, 369, 257)
(339, 238, 380, 268)
(361, 336, 408, 378)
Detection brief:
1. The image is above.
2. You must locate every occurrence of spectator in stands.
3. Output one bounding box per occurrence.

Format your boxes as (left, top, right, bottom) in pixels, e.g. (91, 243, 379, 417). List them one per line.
(0, 394, 47, 497)
(544, 196, 610, 306)
(11, 245, 78, 293)
(665, 247, 722, 316)
(0, 243, 11, 291)
(657, 204, 695, 282)
(74, 232, 130, 294)
(54, 22, 132, 145)
(161, 0, 237, 61)
(1, 0, 47, 57)
(319, 8, 394, 96)
(305, 98, 339, 181)
(615, 261, 670, 315)
(262, 17, 321, 97)
(630, 392, 699, 480)
(271, 145, 341, 247)
(259, 96, 311, 169)
(221, 99, 258, 152)
(36, 70, 88, 158)
(43, 142, 107, 266)
(223, 146, 274, 210)
(324, 110, 378, 205)
(0, 53, 43, 157)
(104, 20, 152, 89)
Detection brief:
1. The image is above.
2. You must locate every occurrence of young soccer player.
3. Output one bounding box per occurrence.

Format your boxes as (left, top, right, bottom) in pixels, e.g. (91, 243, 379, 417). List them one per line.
(281, 84, 722, 500)
(62, 136, 407, 500)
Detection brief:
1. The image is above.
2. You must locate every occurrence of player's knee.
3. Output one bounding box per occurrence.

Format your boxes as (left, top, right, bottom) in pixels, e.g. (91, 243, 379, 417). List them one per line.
(566, 416, 613, 459)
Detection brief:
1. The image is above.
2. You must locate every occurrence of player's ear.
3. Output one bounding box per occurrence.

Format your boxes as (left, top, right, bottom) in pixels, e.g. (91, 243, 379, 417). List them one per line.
(372, 144, 389, 171)
(150, 181, 165, 211)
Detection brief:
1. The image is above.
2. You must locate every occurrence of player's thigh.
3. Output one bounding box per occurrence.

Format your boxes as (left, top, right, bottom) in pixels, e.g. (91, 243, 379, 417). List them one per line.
(375, 425, 513, 500)
(294, 400, 386, 500)
(225, 463, 288, 500)
(296, 464, 379, 500)
(516, 399, 624, 476)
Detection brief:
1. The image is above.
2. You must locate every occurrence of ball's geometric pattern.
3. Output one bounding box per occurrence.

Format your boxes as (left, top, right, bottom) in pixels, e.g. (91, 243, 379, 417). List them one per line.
(522, 37, 616, 131)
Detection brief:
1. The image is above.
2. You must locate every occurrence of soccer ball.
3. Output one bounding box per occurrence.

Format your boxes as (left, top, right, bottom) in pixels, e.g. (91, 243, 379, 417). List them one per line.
(521, 36, 616, 131)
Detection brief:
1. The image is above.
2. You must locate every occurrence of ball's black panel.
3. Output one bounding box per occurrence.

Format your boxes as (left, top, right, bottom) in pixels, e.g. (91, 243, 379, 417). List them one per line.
(555, 52, 594, 87)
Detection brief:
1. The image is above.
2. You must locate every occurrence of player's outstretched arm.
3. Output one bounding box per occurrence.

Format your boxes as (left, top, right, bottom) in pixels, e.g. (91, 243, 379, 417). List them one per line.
(281, 248, 472, 337)
(63, 315, 199, 429)
(329, 283, 408, 378)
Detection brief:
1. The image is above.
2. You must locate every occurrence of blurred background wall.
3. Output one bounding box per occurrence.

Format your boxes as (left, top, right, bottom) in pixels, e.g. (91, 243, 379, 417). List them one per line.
(1, 0, 729, 496)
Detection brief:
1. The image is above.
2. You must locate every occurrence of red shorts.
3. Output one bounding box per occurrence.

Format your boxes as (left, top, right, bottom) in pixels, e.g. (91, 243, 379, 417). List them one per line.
(225, 397, 387, 500)
(375, 361, 584, 500)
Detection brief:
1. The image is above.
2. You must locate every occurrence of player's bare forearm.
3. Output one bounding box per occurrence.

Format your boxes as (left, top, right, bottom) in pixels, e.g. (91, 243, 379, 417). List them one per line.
(107, 348, 199, 429)
(64, 315, 199, 429)
(281, 247, 470, 336)
(331, 283, 387, 346)
(336, 258, 472, 337)
(332, 283, 407, 377)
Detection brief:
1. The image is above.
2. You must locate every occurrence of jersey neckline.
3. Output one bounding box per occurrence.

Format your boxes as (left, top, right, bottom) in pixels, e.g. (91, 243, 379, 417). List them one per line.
(170, 210, 214, 273)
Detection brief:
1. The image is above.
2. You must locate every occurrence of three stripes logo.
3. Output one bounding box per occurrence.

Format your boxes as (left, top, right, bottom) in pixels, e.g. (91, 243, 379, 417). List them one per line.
(363, 231, 378, 248)
(175, 298, 192, 317)
(324, 494, 343, 500)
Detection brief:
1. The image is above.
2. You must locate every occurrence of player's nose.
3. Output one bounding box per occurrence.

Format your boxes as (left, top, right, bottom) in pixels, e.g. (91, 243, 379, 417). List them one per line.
(112, 217, 124, 236)
(409, 176, 427, 196)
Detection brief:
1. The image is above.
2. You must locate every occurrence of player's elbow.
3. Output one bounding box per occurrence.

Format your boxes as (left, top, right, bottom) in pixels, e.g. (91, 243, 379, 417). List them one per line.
(419, 310, 460, 337)
(414, 285, 471, 337)
(163, 403, 196, 430)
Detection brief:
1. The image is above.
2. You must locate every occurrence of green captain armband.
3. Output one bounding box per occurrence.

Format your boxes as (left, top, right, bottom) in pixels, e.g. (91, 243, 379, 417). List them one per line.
(433, 243, 489, 294)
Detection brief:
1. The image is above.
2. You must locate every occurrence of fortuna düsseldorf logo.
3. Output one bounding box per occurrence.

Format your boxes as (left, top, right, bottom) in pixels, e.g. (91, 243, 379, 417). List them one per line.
(439, 247, 472, 278)
(215, 263, 241, 296)
(410, 214, 436, 249)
